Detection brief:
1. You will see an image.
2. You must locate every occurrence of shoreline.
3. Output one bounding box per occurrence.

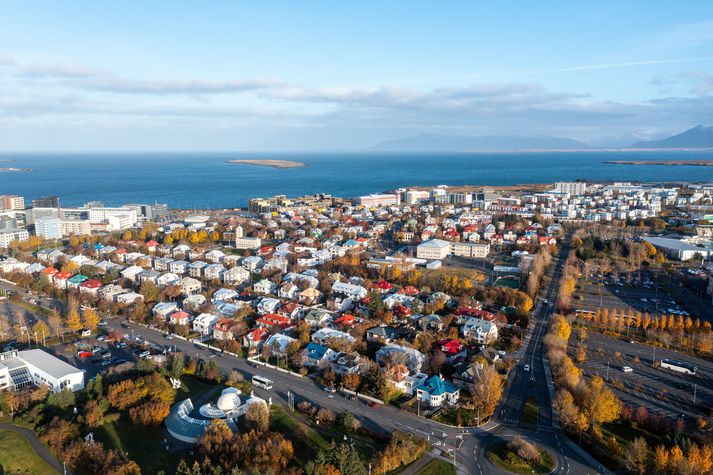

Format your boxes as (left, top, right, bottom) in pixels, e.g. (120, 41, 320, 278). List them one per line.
(227, 159, 308, 169)
(605, 160, 713, 167)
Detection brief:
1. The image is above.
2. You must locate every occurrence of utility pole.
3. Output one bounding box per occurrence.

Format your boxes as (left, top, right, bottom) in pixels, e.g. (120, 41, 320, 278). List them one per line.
(653, 346, 656, 366)
(606, 360, 610, 381)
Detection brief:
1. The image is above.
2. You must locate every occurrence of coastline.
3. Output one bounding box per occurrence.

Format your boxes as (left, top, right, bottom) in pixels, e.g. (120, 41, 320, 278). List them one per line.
(605, 160, 713, 167)
(227, 159, 308, 169)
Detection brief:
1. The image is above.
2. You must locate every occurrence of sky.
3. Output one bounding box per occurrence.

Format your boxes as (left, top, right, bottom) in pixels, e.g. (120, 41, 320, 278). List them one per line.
(1, 1, 713, 151)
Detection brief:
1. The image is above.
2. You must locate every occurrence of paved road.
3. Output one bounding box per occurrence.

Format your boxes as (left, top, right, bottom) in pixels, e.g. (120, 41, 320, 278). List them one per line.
(466, 234, 606, 475)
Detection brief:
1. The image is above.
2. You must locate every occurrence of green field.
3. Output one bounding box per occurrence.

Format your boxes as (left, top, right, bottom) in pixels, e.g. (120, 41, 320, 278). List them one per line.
(486, 442, 555, 475)
(0, 429, 58, 474)
(416, 458, 456, 475)
(270, 406, 383, 467)
(493, 277, 521, 289)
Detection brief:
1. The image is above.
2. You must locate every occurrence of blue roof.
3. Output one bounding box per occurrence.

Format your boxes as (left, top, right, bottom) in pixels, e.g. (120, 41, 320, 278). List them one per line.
(415, 375, 457, 396)
(305, 342, 329, 360)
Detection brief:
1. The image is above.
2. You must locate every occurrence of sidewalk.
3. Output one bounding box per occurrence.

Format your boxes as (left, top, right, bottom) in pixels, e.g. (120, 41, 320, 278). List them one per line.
(0, 422, 69, 474)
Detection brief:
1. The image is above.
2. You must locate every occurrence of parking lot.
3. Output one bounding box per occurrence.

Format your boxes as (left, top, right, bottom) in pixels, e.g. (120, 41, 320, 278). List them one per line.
(573, 273, 691, 318)
(570, 331, 713, 421)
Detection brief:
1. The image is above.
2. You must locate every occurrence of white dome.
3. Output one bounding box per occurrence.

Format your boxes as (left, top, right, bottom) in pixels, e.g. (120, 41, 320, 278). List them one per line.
(216, 387, 241, 411)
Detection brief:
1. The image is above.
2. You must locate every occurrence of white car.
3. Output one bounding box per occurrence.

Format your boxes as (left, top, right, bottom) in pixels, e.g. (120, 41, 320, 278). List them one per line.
(622, 366, 633, 373)
(523, 364, 530, 372)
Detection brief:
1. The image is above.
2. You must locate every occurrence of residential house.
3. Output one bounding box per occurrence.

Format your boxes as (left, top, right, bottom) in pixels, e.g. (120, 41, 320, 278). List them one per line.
(331, 282, 367, 300)
(188, 260, 208, 278)
(302, 342, 337, 369)
(180, 277, 201, 296)
(212, 318, 237, 341)
(331, 352, 363, 376)
(299, 287, 322, 305)
(120, 265, 144, 282)
(253, 279, 277, 295)
(170, 311, 192, 326)
(242, 327, 269, 354)
(52, 271, 72, 289)
(461, 318, 498, 344)
(263, 333, 297, 357)
(78, 279, 102, 296)
(256, 297, 280, 315)
(414, 375, 460, 407)
(205, 249, 225, 263)
(153, 257, 174, 272)
(212, 288, 238, 303)
(115, 292, 143, 305)
(100, 284, 127, 301)
(222, 266, 249, 285)
(156, 272, 181, 288)
(375, 344, 425, 373)
(203, 264, 225, 281)
(311, 328, 355, 347)
(153, 302, 180, 320)
(137, 269, 161, 284)
(278, 283, 299, 300)
(304, 308, 332, 328)
(241, 256, 263, 271)
(169, 260, 190, 275)
(383, 365, 428, 396)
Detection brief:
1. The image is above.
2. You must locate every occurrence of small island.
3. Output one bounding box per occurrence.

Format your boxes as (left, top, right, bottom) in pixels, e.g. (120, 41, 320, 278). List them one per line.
(0, 167, 35, 172)
(227, 159, 307, 169)
(605, 160, 713, 167)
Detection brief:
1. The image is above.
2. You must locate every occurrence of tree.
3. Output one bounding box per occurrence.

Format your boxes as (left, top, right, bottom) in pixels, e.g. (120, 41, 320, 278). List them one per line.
(245, 402, 270, 433)
(170, 353, 185, 378)
(554, 389, 588, 433)
(654, 445, 669, 473)
(33, 320, 49, 344)
(83, 399, 106, 428)
(550, 314, 571, 340)
(585, 376, 621, 426)
(65, 300, 83, 332)
(471, 365, 502, 420)
(624, 437, 649, 475)
(129, 400, 171, 426)
(140, 280, 160, 303)
(82, 307, 100, 330)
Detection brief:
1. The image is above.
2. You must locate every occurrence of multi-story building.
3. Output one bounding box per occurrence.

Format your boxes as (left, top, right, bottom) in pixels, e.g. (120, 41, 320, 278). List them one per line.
(61, 219, 92, 236)
(34, 218, 63, 239)
(416, 239, 451, 260)
(0, 195, 25, 210)
(234, 236, 261, 250)
(0, 228, 29, 248)
(358, 194, 400, 208)
(554, 182, 587, 196)
(451, 241, 490, 258)
(32, 196, 59, 208)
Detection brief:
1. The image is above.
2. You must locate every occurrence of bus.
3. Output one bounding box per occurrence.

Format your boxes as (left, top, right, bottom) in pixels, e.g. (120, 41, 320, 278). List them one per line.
(660, 358, 697, 376)
(252, 375, 273, 390)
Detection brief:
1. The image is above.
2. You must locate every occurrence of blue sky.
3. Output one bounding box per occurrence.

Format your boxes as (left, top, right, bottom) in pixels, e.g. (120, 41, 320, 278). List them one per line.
(1, 1, 712, 150)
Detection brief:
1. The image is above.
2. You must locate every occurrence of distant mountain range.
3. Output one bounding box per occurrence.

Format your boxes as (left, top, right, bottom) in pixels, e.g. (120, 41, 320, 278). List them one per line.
(374, 133, 589, 151)
(629, 125, 713, 149)
(374, 125, 713, 151)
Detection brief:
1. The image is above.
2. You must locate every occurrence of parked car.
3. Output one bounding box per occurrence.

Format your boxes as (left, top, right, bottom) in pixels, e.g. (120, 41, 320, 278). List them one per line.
(164, 334, 174, 340)
(622, 366, 633, 373)
(323, 386, 336, 394)
(523, 364, 530, 372)
(367, 401, 379, 408)
(78, 351, 92, 358)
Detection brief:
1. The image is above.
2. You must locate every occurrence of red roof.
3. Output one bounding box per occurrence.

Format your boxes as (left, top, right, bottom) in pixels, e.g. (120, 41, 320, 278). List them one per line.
(171, 311, 190, 320)
(333, 314, 356, 326)
(79, 279, 103, 289)
(116, 248, 127, 254)
(248, 327, 268, 341)
(41, 267, 58, 276)
(146, 240, 159, 247)
(376, 280, 393, 290)
(256, 313, 292, 329)
(398, 286, 419, 295)
(455, 307, 494, 320)
(438, 339, 464, 355)
(393, 305, 411, 317)
(54, 271, 72, 280)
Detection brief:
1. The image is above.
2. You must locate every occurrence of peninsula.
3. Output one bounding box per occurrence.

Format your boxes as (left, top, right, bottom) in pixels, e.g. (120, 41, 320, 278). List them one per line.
(605, 160, 713, 166)
(227, 159, 307, 169)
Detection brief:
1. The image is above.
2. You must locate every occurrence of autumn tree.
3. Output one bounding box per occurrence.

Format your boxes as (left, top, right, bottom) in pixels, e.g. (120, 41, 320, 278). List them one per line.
(624, 437, 649, 475)
(470, 365, 503, 420)
(82, 307, 100, 330)
(245, 401, 270, 433)
(129, 400, 171, 426)
(65, 298, 83, 332)
(654, 445, 669, 473)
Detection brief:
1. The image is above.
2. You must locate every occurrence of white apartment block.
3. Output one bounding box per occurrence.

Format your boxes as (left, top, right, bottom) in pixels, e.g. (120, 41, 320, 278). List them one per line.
(451, 242, 490, 258)
(416, 239, 451, 260)
(0, 195, 25, 210)
(358, 194, 400, 208)
(88, 207, 138, 229)
(0, 228, 29, 248)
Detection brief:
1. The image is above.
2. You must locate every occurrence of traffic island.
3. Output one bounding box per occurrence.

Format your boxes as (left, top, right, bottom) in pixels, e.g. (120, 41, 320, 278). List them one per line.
(486, 438, 555, 474)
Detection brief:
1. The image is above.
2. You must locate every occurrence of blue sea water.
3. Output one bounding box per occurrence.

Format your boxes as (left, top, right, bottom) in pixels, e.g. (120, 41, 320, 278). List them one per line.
(1, 150, 712, 209)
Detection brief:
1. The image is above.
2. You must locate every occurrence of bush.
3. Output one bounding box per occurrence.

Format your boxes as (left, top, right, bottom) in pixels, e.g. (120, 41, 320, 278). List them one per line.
(316, 408, 335, 425)
(297, 401, 316, 417)
(508, 435, 540, 464)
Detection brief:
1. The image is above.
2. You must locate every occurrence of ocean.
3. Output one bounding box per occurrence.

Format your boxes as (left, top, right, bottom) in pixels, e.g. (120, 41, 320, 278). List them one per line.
(1, 150, 712, 209)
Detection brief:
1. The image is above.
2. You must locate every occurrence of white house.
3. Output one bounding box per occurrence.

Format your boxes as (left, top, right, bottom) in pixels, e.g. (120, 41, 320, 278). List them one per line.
(0, 349, 84, 392)
(253, 279, 277, 295)
(332, 282, 367, 300)
(180, 277, 202, 296)
(461, 317, 498, 344)
(222, 266, 250, 285)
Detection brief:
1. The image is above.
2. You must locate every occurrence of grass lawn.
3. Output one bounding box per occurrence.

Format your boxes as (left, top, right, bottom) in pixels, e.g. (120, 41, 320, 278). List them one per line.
(600, 421, 664, 451)
(433, 408, 481, 426)
(422, 267, 485, 287)
(493, 277, 521, 289)
(519, 396, 538, 429)
(416, 458, 456, 475)
(96, 418, 180, 475)
(487, 441, 555, 475)
(270, 406, 383, 468)
(0, 428, 58, 474)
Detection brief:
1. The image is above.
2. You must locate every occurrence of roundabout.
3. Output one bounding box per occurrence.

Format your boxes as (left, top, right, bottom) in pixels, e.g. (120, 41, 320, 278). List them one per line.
(485, 439, 555, 475)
